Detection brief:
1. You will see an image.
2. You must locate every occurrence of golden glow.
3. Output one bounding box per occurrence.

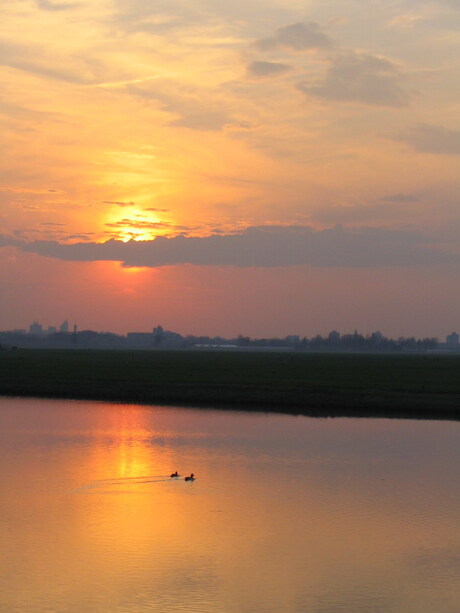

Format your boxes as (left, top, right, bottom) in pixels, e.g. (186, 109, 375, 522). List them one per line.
(2, 0, 459, 245)
(2, 0, 460, 336)
(113, 433, 153, 480)
(120, 265, 146, 274)
(106, 206, 165, 242)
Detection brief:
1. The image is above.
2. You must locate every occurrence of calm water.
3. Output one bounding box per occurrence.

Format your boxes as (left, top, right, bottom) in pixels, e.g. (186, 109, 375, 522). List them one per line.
(1, 397, 460, 613)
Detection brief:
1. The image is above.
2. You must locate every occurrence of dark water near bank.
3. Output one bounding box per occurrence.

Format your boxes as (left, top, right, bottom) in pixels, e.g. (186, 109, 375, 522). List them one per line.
(1, 397, 460, 612)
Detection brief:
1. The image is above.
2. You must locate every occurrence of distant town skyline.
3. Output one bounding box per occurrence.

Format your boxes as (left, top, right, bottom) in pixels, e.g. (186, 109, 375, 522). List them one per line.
(2, 319, 458, 345)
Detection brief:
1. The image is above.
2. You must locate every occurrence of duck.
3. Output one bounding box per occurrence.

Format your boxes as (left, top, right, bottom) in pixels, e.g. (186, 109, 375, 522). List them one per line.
(170, 471, 179, 478)
(184, 473, 195, 481)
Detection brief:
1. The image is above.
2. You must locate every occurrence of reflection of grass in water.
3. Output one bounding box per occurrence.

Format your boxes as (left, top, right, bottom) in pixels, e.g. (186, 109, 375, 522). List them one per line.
(1, 348, 459, 418)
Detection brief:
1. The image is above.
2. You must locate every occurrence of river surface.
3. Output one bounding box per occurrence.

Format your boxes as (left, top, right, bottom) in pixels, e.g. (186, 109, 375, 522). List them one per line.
(1, 397, 460, 613)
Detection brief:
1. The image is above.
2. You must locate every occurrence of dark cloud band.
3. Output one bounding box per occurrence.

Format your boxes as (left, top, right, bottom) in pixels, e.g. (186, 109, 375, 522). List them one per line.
(1, 225, 457, 269)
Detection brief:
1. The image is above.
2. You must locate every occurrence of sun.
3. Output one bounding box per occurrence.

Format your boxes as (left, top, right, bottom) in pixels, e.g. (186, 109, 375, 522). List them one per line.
(119, 227, 152, 242)
(105, 206, 168, 242)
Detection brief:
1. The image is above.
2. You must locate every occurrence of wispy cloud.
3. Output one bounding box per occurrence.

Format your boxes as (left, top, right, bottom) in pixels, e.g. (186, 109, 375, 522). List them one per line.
(127, 79, 233, 131)
(105, 220, 172, 230)
(35, 0, 80, 11)
(255, 22, 333, 52)
(246, 61, 292, 79)
(102, 201, 136, 207)
(0, 40, 118, 85)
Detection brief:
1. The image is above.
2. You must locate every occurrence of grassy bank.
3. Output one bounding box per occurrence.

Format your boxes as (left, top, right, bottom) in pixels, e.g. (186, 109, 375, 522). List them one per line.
(1, 348, 459, 419)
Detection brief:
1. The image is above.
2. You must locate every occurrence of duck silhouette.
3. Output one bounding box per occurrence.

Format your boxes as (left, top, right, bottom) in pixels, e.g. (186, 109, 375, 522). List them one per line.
(184, 473, 195, 481)
(170, 471, 179, 478)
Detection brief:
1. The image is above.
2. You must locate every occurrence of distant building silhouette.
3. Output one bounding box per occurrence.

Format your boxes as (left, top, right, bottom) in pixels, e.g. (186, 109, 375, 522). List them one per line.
(153, 325, 164, 346)
(29, 322, 42, 335)
(59, 320, 69, 333)
(446, 331, 459, 346)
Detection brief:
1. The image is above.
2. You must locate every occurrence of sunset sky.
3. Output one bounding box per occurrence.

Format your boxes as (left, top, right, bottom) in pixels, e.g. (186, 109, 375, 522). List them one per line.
(1, 0, 459, 338)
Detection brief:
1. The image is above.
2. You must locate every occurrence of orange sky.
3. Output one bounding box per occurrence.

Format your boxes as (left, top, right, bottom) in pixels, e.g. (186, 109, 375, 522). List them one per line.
(1, 0, 459, 337)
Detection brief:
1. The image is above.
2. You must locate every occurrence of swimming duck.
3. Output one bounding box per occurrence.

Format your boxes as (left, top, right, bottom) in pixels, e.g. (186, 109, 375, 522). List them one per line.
(170, 471, 179, 478)
(185, 473, 195, 481)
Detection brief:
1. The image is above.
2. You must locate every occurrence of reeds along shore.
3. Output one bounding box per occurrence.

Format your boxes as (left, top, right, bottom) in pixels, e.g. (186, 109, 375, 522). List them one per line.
(1, 348, 459, 420)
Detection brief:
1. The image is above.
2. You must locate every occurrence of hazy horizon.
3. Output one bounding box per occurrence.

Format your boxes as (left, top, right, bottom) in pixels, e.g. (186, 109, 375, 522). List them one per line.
(2, 318, 455, 343)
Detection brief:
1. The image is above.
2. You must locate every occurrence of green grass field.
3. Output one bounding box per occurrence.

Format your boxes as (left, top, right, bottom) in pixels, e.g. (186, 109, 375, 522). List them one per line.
(1, 348, 459, 419)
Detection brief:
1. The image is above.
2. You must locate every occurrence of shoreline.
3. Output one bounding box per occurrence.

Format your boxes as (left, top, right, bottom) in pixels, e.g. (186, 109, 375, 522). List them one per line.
(1, 348, 459, 421)
(2, 389, 460, 421)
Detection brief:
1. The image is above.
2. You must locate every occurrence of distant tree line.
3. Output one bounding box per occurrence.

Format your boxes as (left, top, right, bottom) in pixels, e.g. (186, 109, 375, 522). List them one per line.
(294, 330, 438, 352)
(0, 327, 442, 353)
(188, 330, 438, 352)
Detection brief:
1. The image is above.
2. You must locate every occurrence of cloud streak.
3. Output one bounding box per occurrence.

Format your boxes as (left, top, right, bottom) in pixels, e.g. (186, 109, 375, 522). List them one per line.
(102, 201, 136, 207)
(0, 40, 116, 85)
(127, 79, 233, 131)
(35, 0, 80, 11)
(246, 61, 292, 79)
(1, 226, 457, 269)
